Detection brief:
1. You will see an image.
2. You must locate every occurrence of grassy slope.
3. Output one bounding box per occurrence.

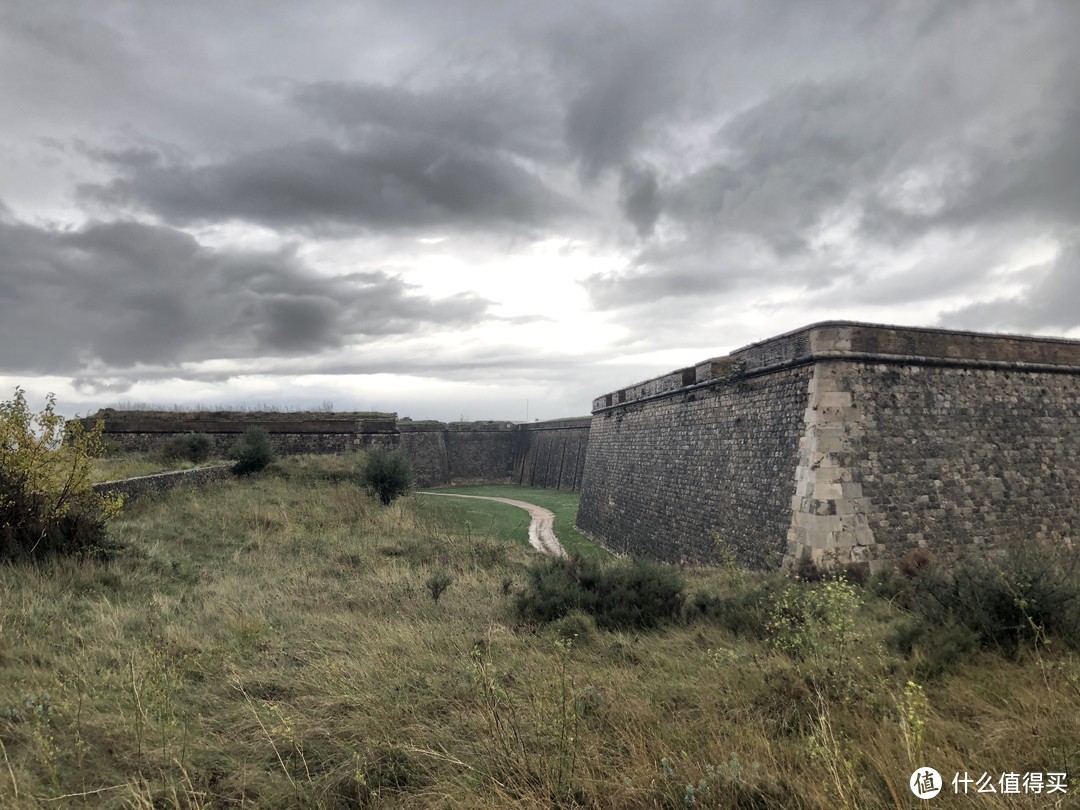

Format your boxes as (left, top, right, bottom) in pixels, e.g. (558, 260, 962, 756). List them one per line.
(90, 452, 226, 483)
(0, 456, 1077, 808)
(423, 485, 608, 559)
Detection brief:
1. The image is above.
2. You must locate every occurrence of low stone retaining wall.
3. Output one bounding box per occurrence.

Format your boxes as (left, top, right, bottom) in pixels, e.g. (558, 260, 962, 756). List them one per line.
(92, 464, 234, 502)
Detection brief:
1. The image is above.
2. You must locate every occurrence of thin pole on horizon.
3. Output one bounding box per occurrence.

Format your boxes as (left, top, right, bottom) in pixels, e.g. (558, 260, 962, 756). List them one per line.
(526, 399, 529, 422)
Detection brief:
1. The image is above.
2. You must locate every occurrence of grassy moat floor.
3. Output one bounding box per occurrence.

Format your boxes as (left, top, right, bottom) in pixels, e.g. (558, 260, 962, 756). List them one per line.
(1, 454, 1078, 808)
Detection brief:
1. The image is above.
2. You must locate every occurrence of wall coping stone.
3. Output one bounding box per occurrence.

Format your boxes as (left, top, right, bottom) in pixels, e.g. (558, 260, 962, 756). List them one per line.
(92, 464, 234, 502)
(592, 321, 1080, 413)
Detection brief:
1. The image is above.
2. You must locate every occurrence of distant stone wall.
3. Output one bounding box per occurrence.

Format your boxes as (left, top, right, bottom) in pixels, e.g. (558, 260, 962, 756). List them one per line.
(92, 464, 234, 502)
(397, 422, 520, 487)
(513, 418, 591, 491)
(88, 412, 590, 491)
(95, 418, 365, 456)
(579, 321, 1080, 572)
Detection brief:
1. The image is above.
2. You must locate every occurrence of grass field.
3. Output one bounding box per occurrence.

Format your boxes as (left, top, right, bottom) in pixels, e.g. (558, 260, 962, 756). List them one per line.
(422, 485, 607, 559)
(1, 455, 1078, 807)
(414, 493, 533, 549)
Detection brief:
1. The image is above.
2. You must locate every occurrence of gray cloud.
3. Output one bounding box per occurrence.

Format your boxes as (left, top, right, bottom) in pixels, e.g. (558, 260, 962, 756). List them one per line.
(0, 214, 490, 376)
(940, 241, 1080, 334)
(292, 80, 564, 163)
(6, 0, 1080, 416)
(81, 137, 572, 234)
(619, 164, 662, 237)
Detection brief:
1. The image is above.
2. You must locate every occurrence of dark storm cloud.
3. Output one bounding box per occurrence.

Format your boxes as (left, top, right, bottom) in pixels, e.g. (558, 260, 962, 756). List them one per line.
(6, 0, 1080, 392)
(0, 214, 490, 375)
(81, 136, 572, 234)
(551, 1, 730, 181)
(618, 164, 661, 238)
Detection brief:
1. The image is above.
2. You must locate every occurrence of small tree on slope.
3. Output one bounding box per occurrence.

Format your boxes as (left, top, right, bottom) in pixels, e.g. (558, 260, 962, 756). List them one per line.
(362, 446, 413, 505)
(0, 388, 123, 560)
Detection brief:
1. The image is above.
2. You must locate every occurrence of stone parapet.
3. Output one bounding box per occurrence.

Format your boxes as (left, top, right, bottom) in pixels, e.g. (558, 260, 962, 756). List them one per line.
(592, 321, 1080, 414)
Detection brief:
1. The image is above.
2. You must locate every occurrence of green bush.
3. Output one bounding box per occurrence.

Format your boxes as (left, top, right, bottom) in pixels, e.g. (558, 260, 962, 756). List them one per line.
(361, 446, 413, 505)
(515, 555, 685, 630)
(687, 574, 789, 638)
(161, 433, 214, 463)
(873, 542, 1080, 663)
(1, 388, 123, 560)
(230, 427, 276, 475)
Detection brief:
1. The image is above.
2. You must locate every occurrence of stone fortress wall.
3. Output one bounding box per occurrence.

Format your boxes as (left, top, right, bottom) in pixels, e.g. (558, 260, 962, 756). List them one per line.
(90, 411, 591, 490)
(578, 321, 1080, 572)
(88, 321, 1080, 571)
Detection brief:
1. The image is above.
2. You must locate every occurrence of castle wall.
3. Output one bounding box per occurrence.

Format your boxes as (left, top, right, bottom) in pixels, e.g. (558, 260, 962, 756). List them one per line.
(801, 361, 1080, 566)
(92, 464, 234, 502)
(577, 368, 810, 566)
(97, 419, 361, 456)
(90, 413, 589, 491)
(580, 321, 1080, 571)
(513, 418, 591, 490)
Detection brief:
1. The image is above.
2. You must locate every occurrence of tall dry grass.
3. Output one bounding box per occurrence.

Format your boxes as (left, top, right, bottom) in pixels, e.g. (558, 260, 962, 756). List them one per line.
(0, 455, 1076, 807)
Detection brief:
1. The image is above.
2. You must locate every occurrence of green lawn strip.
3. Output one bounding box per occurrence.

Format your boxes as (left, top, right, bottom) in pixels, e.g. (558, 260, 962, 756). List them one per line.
(415, 492, 532, 547)
(423, 485, 609, 558)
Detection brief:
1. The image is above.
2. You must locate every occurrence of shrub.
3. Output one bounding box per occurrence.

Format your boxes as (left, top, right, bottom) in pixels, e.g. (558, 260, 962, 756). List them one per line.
(874, 541, 1080, 664)
(161, 433, 214, 463)
(0, 388, 123, 560)
(230, 427, 275, 475)
(425, 570, 453, 603)
(688, 573, 788, 638)
(515, 555, 685, 630)
(361, 446, 413, 505)
(767, 577, 862, 666)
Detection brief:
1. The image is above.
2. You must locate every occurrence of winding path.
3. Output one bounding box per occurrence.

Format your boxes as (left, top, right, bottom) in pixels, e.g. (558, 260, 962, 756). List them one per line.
(418, 493, 566, 557)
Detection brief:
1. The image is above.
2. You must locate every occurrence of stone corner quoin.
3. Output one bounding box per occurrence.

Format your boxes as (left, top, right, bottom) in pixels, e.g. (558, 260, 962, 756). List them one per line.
(576, 320, 1080, 573)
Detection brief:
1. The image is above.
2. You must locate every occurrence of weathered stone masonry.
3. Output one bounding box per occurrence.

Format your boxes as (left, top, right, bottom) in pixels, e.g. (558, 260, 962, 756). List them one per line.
(90, 412, 591, 491)
(513, 418, 591, 491)
(577, 321, 1080, 571)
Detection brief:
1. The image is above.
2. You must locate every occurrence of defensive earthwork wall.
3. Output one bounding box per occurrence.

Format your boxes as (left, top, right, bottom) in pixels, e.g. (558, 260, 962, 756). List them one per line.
(88, 411, 591, 490)
(577, 321, 1080, 573)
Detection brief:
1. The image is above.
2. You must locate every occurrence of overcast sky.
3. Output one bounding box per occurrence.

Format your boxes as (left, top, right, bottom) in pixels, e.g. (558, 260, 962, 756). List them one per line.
(2, 1, 1078, 421)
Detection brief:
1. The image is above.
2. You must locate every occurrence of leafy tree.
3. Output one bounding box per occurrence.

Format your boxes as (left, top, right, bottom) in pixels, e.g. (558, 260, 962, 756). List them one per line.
(230, 427, 276, 475)
(0, 388, 123, 560)
(362, 446, 413, 505)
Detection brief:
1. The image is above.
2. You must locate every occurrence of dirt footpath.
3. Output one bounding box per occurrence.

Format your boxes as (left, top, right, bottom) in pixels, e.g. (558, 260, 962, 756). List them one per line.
(418, 493, 567, 557)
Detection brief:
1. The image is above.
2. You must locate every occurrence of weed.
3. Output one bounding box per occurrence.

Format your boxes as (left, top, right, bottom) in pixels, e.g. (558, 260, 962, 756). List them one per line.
(874, 540, 1080, 664)
(897, 679, 929, 767)
(425, 570, 453, 603)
